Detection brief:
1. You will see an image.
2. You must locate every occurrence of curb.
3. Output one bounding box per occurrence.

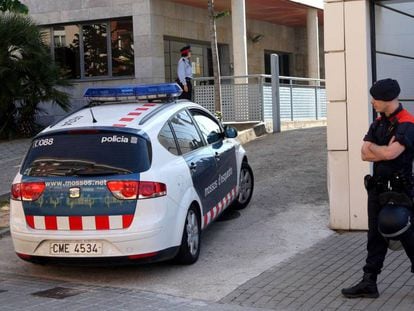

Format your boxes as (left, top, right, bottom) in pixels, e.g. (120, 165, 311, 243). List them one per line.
(0, 192, 9, 202)
(0, 227, 9, 237)
(236, 123, 267, 145)
(0, 192, 10, 238)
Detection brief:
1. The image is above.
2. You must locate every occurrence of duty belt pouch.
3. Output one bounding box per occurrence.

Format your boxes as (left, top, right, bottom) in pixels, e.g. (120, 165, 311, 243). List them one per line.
(364, 175, 372, 191)
(364, 175, 389, 193)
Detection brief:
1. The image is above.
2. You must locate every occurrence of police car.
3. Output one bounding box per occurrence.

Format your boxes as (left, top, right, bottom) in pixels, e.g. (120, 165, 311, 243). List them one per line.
(10, 83, 254, 265)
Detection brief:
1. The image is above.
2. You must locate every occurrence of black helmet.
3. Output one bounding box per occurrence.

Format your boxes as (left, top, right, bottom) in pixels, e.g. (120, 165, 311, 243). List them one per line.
(378, 203, 412, 240)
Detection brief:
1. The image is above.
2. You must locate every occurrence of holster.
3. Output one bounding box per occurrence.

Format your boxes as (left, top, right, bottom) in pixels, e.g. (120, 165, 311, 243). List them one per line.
(364, 175, 387, 193)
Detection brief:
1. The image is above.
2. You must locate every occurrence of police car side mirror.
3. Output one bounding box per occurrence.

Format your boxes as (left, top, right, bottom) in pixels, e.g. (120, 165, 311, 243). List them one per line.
(207, 131, 221, 144)
(224, 126, 238, 138)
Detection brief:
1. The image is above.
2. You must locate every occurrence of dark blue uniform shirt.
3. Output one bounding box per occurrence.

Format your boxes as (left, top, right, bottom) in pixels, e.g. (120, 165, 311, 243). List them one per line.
(364, 103, 414, 179)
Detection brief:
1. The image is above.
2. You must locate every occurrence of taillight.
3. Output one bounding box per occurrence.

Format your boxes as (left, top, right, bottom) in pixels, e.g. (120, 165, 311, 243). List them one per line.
(138, 181, 167, 199)
(11, 182, 46, 201)
(107, 181, 139, 200)
(107, 181, 166, 200)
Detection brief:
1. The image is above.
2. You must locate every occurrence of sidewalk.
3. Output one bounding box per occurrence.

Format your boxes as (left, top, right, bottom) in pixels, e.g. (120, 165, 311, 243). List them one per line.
(0, 138, 31, 200)
(1, 129, 413, 310)
(221, 232, 414, 310)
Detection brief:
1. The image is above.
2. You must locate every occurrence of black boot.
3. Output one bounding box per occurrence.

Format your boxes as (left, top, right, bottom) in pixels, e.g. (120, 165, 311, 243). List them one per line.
(341, 273, 379, 298)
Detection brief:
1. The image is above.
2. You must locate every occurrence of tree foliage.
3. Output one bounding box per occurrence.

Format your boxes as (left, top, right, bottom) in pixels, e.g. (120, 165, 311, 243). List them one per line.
(0, 13, 71, 139)
(0, 0, 28, 14)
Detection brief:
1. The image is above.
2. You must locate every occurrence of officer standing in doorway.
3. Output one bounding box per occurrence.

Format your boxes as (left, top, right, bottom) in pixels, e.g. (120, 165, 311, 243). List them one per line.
(176, 45, 193, 101)
(342, 78, 414, 298)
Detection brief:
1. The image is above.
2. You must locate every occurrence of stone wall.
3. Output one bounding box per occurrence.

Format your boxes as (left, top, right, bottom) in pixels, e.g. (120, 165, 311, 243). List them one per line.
(23, 0, 323, 123)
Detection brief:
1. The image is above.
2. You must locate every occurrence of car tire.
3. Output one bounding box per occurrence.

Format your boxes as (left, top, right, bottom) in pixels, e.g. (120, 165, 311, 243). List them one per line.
(231, 161, 254, 210)
(174, 206, 201, 265)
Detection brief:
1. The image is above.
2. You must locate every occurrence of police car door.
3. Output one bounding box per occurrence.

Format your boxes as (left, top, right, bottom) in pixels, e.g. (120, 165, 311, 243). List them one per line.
(189, 109, 238, 208)
(169, 110, 217, 214)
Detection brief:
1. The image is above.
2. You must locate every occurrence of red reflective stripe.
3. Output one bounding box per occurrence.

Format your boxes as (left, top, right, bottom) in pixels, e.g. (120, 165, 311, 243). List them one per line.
(69, 216, 83, 230)
(113, 124, 127, 127)
(95, 215, 110, 230)
(25, 215, 35, 228)
(135, 107, 148, 111)
(128, 112, 141, 116)
(122, 214, 134, 228)
(204, 214, 208, 227)
(396, 109, 414, 123)
(143, 103, 156, 107)
(128, 252, 157, 260)
(45, 216, 57, 230)
(210, 208, 215, 220)
(119, 117, 134, 122)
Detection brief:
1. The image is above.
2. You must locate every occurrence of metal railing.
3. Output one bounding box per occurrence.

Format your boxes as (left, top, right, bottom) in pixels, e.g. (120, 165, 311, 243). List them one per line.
(193, 74, 326, 124)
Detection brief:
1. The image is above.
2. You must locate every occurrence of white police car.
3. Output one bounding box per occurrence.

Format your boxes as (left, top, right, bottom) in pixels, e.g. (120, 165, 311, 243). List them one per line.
(10, 83, 254, 265)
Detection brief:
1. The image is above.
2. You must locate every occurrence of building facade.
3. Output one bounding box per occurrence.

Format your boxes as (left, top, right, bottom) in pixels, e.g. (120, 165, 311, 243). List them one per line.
(23, 0, 324, 124)
(326, 0, 414, 229)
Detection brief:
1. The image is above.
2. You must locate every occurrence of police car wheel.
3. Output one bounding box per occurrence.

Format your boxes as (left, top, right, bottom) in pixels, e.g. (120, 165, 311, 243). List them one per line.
(174, 206, 201, 265)
(231, 162, 254, 210)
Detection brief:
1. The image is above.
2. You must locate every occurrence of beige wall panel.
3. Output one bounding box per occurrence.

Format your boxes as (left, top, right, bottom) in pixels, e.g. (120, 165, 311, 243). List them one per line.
(344, 0, 372, 230)
(327, 101, 348, 151)
(324, 2, 344, 52)
(328, 151, 350, 230)
(325, 52, 346, 101)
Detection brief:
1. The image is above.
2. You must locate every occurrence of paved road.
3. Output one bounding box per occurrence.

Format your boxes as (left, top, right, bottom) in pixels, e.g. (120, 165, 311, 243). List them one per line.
(1, 127, 413, 310)
(0, 127, 332, 303)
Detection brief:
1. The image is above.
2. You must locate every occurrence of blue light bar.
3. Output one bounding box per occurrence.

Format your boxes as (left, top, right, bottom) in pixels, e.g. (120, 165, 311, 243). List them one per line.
(83, 83, 182, 100)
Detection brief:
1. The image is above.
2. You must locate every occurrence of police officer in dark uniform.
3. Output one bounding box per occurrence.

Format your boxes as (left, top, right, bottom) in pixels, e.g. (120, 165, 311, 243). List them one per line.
(176, 45, 193, 101)
(342, 78, 414, 298)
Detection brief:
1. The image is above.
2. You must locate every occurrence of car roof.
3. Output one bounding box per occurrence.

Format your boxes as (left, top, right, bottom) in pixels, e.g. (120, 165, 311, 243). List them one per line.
(41, 100, 205, 135)
(39, 83, 217, 137)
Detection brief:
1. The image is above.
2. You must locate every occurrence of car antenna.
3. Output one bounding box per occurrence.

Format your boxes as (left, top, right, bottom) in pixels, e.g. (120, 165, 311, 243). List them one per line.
(89, 107, 97, 123)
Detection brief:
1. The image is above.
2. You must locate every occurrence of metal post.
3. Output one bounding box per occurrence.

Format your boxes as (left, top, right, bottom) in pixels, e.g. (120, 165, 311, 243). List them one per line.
(289, 79, 294, 121)
(271, 54, 281, 133)
(259, 76, 264, 122)
(315, 85, 319, 120)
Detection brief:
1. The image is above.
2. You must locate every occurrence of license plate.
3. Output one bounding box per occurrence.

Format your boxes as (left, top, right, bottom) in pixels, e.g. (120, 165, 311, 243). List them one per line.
(49, 241, 103, 255)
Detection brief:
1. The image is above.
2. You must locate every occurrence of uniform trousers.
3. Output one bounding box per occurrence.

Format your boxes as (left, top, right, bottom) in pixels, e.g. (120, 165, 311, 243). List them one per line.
(177, 77, 193, 101)
(364, 190, 414, 274)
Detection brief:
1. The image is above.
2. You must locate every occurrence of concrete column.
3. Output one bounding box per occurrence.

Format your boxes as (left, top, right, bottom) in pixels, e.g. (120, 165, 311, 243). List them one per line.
(132, 0, 165, 83)
(231, 0, 248, 77)
(231, 0, 248, 121)
(307, 8, 320, 82)
(325, 0, 372, 230)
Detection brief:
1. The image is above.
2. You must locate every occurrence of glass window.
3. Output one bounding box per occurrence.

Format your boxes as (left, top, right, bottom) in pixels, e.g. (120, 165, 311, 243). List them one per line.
(83, 23, 108, 77)
(53, 25, 81, 79)
(170, 111, 204, 154)
(163, 38, 230, 83)
(190, 110, 222, 143)
(158, 123, 179, 155)
(111, 19, 134, 76)
(374, 1, 414, 110)
(21, 132, 151, 176)
(45, 18, 134, 80)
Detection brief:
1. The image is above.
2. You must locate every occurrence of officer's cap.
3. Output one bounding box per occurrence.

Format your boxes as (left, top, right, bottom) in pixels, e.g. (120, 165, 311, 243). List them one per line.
(180, 45, 191, 56)
(370, 78, 400, 101)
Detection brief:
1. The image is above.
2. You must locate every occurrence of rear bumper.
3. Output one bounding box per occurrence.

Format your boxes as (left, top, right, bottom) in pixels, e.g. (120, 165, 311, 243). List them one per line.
(10, 196, 185, 261)
(16, 246, 179, 266)
(11, 227, 170, 258)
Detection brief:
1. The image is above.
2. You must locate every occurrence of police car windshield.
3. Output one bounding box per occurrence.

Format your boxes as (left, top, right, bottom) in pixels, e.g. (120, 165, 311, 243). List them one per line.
(21, 132, 151, 177)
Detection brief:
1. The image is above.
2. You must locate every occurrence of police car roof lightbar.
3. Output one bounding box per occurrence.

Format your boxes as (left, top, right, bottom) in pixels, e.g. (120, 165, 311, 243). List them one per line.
(83, 83, 182, 101)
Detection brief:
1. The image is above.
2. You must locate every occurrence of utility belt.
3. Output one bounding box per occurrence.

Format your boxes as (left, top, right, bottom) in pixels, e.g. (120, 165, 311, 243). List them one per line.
(364, 174, 414, 195)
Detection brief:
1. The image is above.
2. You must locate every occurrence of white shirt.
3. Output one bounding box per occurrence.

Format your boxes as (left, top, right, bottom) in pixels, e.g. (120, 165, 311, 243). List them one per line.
(177, 57, 193, 85)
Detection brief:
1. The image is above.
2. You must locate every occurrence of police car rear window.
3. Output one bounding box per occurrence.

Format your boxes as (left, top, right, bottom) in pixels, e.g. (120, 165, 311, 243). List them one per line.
(21, 132, 151, 177)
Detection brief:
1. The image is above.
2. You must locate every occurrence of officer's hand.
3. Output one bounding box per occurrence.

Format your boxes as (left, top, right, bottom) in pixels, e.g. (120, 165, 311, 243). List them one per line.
(389, 136, 396, 145)
(183, 85, 189, 93)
